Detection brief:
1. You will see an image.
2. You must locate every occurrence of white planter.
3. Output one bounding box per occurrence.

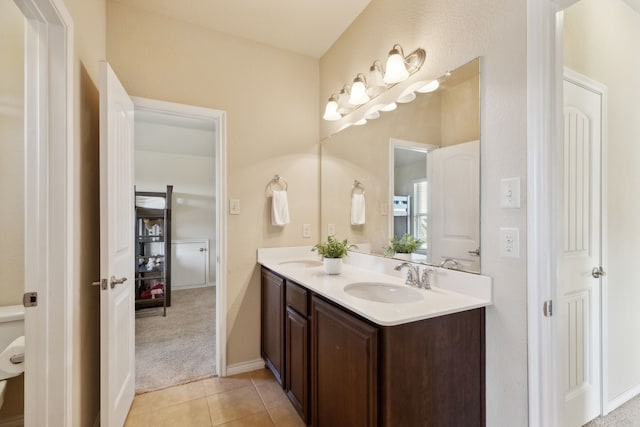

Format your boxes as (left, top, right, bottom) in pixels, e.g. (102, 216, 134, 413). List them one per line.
(394, 253, 413, 261)
(323, 258, 343, 275)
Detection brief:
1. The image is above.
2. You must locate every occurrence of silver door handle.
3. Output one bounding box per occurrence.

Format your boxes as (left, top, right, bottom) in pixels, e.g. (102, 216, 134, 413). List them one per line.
(592, 267, 606, 278)
(110, 276, 128, 289)
(468, 248, 480, 256)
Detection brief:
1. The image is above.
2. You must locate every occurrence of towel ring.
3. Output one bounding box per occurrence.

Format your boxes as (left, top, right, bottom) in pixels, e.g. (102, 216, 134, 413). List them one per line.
(270, 174, 288, 192)
(352, 179, 365, 196)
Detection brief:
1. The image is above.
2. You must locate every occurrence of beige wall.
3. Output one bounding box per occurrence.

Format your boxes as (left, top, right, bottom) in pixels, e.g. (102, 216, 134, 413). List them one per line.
(107, 1, 320, 367)
(565, 0, 640, 407)
(321, 0, 529, 424)
(61, 0, 107, 425)
(0, 0, 25, 309)
(0, 1, 25, 421)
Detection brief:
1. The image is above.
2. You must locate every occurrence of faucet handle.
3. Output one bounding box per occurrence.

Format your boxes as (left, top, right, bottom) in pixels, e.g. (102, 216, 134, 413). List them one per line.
(419, 267, 436, 289)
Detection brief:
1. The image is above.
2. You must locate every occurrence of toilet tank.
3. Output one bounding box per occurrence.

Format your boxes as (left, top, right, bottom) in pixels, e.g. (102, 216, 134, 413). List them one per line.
(0, 305, 24, 349)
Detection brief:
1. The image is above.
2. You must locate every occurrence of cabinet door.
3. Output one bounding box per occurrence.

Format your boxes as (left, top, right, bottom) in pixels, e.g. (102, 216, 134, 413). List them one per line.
(261, 268, 285, 385)
(312, 296, 378, 427)
(286, 307, 309, 423)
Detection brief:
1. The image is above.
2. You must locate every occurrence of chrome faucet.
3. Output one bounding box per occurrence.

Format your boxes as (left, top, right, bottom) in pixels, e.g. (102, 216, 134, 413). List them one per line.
(439, 257, 462, 270)
(394, 262, 433, 289)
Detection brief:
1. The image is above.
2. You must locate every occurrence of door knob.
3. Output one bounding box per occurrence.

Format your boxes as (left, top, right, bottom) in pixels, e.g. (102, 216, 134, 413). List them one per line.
(110, 276, 128, 289)
(591, 267, 606, 278)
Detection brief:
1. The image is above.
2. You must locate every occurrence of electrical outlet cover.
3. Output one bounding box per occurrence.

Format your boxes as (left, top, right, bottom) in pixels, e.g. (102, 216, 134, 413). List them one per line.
(500, 227, 520, 258)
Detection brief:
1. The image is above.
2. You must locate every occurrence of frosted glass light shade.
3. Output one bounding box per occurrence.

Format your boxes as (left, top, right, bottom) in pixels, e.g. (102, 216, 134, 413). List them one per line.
(384, 48, 409, 84)
(367, 62, 386, 97)
(337, 87, 352, 114)
(323, 95, 341, 121)
(349, 75, 370, 105)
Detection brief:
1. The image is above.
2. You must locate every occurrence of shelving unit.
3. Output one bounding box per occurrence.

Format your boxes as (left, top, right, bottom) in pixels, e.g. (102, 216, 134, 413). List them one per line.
(135, 185, 173, 316)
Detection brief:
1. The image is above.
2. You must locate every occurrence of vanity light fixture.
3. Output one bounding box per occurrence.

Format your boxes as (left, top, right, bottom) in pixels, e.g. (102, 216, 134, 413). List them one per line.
(383, 44, 426, 85)
(322, 94, 341, 121)
(321, 43, 426, 122)
(349, 74, 370, 105)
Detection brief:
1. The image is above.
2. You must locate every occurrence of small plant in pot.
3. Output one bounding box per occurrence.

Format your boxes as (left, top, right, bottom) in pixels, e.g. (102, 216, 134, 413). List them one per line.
(314, 236, 349, 275)
(383, 233, 423, 260)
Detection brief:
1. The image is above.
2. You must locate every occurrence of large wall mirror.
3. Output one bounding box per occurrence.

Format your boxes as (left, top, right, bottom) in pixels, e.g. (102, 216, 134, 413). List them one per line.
(320, 57, 481, 273)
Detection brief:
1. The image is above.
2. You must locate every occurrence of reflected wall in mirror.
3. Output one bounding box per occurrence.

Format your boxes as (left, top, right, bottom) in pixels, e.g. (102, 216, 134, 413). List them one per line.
(320, 58, 481, 273)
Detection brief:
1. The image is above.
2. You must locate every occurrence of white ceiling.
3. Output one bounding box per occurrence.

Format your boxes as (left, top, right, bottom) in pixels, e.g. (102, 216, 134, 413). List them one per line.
(135, 110, 216, 157)
(111, 0, 371, 58)
(624, 0, 640, 14)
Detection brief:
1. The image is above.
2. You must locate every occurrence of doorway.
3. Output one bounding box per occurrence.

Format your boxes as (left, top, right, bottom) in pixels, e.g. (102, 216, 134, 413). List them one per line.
(132, 98, 225, 393)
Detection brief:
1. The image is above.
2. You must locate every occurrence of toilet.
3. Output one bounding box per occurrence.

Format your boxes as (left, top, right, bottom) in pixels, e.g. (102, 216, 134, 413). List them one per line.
(0, 305, 25, 411)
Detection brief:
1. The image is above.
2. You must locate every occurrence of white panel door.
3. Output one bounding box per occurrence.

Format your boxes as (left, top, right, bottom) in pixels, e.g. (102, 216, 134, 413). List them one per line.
(171, 240, 209, 288)
(427, 140, 480, 270)
(562, 76, 603, 427)
(99, 62, 135, 427)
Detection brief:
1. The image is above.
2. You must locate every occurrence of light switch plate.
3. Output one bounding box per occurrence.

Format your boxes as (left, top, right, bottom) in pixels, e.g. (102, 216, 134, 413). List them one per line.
(500, 177, 521, 208)
(327, 223, 336, 236)
(303, 224, 311, 238)
(229, 199, 240, 215)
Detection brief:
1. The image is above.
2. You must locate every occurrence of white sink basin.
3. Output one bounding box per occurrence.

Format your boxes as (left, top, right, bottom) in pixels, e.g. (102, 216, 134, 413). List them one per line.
(278, 259, 322, 268)
(344, 282, 424, 304)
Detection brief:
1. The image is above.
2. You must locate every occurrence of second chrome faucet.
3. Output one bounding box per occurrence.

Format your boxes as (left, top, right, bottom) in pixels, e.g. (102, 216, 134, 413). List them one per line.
(394, 262, 434, 289)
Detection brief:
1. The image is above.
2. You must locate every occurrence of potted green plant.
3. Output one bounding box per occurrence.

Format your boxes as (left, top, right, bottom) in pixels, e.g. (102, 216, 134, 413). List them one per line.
(383, 233, 423, 259)
(314, 236, 349, 275)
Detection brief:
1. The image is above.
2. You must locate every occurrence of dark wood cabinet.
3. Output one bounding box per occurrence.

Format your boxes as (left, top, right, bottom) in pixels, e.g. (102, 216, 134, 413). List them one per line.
(285, 281, 310, 423)
(312, 296, 378, 427)
(261, 268, 285, 385)
(260, 266, 485, 427)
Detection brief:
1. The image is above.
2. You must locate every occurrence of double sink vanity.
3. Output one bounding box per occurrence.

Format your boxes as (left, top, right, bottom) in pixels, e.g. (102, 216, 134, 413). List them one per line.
(258, 247, 492, 426)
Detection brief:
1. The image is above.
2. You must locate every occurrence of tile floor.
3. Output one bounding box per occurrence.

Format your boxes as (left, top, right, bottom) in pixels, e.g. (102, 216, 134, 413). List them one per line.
(125, 368, 306, 427)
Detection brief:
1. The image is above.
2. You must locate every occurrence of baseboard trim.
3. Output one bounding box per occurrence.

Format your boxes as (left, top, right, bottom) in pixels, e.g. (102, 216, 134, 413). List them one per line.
(225, 358, 265, 376)
(0, 415, 25, 427)
(606, 383, 640, 414)
(173, 283, 216, 291)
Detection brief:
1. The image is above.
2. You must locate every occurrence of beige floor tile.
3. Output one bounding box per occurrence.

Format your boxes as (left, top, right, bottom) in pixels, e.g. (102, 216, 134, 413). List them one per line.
(249, 368, 277, 387)
(207, 385, 266, 425)
(124, 409, 149, 427)
(148, 397, 212, 427)
(216, 410, 275, 427)
(203, 373, 253, 396)
(133, 379, 207, 411)
(268, 402, 307, 427)
(255, 380, 290, 409)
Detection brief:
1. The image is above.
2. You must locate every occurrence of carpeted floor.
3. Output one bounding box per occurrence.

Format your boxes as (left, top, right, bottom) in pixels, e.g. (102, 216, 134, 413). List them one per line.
(135, 286, 216, 393)
(584, 394, 640, 426)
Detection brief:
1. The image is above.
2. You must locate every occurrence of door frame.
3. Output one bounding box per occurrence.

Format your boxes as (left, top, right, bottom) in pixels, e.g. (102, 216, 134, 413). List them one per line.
(563, 67, 609, 417)
(14, 0, 74, 424)
(131, 96, 228, 376)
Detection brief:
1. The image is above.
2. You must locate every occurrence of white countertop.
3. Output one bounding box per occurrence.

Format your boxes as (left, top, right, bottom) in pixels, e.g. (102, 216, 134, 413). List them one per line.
(257, 247, 492, 326)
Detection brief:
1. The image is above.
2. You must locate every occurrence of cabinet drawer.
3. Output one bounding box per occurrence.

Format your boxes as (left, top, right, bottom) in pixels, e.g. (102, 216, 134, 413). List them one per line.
(286, 281, 308, 316)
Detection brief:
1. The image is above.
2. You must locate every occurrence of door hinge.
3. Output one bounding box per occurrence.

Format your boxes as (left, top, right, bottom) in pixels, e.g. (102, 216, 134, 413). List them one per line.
(23, 292, 38, 308)
(543, 299, 553, 317)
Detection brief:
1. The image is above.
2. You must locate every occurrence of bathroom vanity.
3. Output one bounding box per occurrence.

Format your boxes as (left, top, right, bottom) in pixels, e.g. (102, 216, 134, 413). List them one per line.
(259, 248, 491, 427)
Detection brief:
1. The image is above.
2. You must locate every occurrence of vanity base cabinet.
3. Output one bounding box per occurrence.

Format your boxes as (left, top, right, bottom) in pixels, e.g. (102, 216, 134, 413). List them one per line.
(261, 268, 285, 386)
(286, 307, 309, 423)
(311, 296, 378, 427)
(380, 308, 486, 426)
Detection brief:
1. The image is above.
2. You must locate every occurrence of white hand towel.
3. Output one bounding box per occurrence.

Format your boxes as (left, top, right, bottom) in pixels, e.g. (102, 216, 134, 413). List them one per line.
(351, 193, 366, 225)
(271, 190, 290, 226)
